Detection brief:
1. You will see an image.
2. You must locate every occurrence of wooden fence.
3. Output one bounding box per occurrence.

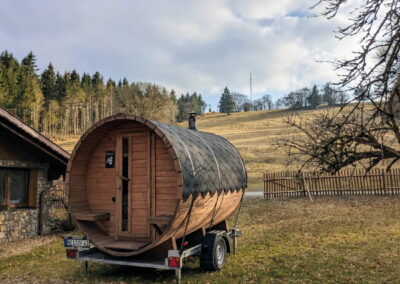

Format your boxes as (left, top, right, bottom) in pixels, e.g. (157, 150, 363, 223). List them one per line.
(264, 168, 400, 199)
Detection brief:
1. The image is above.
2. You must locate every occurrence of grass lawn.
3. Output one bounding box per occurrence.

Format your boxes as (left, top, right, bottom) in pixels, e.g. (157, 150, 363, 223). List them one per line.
(2, 196, 400, 283)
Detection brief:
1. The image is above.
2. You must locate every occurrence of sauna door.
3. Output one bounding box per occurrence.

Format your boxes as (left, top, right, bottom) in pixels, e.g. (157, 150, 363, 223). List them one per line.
(116, 132, 152, 239)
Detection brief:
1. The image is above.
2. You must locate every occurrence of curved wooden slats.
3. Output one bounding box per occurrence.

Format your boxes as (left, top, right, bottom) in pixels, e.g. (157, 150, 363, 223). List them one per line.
(66, 115, 245, 257)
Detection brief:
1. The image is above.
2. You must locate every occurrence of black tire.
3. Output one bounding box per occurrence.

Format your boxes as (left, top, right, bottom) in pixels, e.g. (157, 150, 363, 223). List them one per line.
(200, 232, 227, 271)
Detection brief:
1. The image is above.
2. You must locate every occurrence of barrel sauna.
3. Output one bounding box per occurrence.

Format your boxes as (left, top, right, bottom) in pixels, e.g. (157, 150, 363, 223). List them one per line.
(66, 114, 247, 257)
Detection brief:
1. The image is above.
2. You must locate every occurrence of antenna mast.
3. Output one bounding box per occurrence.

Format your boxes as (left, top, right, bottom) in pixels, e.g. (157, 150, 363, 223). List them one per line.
(250, 72, 253, 110)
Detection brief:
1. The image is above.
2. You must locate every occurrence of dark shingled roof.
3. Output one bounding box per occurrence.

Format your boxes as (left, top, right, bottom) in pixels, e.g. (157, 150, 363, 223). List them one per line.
(0, 106, 69, 165)
(151, 121, 247, 200)
(69, 114, 247, 201)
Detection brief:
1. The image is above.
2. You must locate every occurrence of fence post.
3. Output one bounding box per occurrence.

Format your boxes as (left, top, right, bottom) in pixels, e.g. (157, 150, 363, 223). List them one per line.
(263, 173, 266, 199)
(301, 172, 313, 201)
(382, 169, 386, 195)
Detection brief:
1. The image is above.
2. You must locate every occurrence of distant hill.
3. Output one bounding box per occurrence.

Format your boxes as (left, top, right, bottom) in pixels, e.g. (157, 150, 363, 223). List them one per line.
(56, 108, 342, 190)
(178, 109, 317, 190)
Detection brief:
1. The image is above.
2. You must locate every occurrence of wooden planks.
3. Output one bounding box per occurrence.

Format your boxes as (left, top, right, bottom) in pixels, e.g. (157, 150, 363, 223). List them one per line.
(103, 240, 148, 250)
(28, 169, 38, 207)
(68, 119, 194, 257)
(155, 136, 178, 216)
(86, 131, 117, 234)
(130, 131, 150, 237)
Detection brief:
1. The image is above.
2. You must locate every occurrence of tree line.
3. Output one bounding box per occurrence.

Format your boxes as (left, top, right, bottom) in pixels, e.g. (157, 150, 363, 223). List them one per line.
(218, 83, 350, 114)
(0, 51, 206, 136)
(275, 83, 349, 110)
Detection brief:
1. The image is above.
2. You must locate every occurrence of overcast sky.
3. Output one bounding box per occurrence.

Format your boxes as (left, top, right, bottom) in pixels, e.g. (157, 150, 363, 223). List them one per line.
(0, 0, 359, 109)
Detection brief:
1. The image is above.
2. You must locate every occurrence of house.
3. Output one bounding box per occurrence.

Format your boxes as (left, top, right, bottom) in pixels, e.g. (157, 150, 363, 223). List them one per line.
(0, 106, 69, 242)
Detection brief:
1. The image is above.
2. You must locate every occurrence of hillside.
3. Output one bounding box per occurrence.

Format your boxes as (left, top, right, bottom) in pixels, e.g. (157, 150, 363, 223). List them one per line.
(179, 109, 313, 189)
(55, 108, 328, 190)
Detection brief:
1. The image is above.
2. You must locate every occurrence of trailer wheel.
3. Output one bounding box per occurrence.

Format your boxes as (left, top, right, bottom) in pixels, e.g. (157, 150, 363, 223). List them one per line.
(200, 232, 227, 271)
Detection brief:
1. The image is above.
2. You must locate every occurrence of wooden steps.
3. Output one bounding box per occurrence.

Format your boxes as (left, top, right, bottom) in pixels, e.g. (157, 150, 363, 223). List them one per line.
(148, 215, 173, 226)
(78, 221, 149, 251)
(102, 240, 149, 251)
(148, 215, 173, 236)
(75, 211, 109, 221)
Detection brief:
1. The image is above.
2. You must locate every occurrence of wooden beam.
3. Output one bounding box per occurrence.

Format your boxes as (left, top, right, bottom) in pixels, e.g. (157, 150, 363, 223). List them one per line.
(151, 132, 156, 240)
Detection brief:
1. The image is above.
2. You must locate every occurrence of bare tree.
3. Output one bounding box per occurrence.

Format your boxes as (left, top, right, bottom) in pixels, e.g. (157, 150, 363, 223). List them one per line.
(242, 101, 252, 111)
(260, 94, 273, 110)
(252, 99, 263, 110)
(231, 92, 249, 112)
(281, 0, 400, 173)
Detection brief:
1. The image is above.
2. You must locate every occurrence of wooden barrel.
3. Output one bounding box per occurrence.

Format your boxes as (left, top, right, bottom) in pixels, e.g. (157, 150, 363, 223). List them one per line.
(66, 114, 247, 257)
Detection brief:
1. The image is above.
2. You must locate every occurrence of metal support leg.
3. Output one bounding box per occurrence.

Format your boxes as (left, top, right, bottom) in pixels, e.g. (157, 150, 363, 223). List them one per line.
(83, 261, 88, 276)
(175, 268, 181, 284)
(230, 228, 242, 255)
(233, 234, 237, 255)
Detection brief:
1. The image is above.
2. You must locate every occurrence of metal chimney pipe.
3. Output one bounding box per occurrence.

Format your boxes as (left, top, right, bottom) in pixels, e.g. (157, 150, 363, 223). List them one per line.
(188, 112, 197, 130)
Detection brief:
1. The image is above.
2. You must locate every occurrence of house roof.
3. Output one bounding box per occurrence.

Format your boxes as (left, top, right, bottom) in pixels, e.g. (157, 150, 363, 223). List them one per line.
(0, 106, 70, 166)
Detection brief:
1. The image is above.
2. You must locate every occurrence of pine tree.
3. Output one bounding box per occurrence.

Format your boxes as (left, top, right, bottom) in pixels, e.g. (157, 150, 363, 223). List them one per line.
(41, 63, 56, 106)
(21, 51, 38, 73)
(80, 73, 92, 91)
(0, 64, 5, 104)
(307, 85, 321, 109)
(106, 78, 116, 88)
(91, 72, 104, 98)
(175, 92, 207, 121)
(169, 89, 177, 103)
(70, 70, 80, 83)
(218, 87, 235, 115)
(54, 73, 67, 102)
(17, 52, 43, 125)
(0, 51, 19, 109)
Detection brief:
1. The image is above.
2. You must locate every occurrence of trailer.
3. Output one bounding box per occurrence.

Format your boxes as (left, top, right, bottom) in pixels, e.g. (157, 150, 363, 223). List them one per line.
(64, 113, 247, 282)
(64, 227, 243, 283)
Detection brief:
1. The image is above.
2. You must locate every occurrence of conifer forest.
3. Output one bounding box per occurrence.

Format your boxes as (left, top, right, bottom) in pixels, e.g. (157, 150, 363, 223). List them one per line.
(0, 51, 207, 136)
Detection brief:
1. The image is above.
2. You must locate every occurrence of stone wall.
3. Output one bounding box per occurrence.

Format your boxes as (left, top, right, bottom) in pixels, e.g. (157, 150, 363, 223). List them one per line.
(0, 209, 39, 241)
(0, 160, 55, 244)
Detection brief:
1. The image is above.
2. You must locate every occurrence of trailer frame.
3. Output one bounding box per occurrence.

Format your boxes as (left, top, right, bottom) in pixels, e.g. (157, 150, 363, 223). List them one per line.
(66, 228, 242, 283)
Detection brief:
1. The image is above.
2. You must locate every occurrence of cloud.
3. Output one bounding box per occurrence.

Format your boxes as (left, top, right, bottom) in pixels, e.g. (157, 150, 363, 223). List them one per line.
(0, 0, 360, 107)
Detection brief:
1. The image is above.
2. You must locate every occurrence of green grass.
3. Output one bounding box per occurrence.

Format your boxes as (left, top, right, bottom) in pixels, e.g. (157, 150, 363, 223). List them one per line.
(2, 196, 400, 283)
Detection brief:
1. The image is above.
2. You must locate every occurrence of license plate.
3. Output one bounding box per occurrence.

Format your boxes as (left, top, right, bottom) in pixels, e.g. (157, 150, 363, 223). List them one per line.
(64, 237, 90, 249)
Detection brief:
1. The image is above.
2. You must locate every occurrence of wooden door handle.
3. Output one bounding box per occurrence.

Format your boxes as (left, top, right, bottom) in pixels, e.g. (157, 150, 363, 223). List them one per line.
(119, 176, 130, 181)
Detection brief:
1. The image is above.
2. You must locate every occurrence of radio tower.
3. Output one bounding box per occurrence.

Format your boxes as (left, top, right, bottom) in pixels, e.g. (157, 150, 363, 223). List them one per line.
(250, 72, 253, 111)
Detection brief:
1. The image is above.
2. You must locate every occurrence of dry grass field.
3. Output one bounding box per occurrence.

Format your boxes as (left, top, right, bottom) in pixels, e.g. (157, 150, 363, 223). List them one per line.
(2, 196, 400, 283)
(3, 107, 400, 283)
(184, 109, 315, 190)
(55, 108, 327, 190)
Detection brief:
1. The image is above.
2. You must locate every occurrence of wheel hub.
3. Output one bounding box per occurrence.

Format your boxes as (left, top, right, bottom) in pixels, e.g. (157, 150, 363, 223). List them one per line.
(216, 242, 225, 266)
